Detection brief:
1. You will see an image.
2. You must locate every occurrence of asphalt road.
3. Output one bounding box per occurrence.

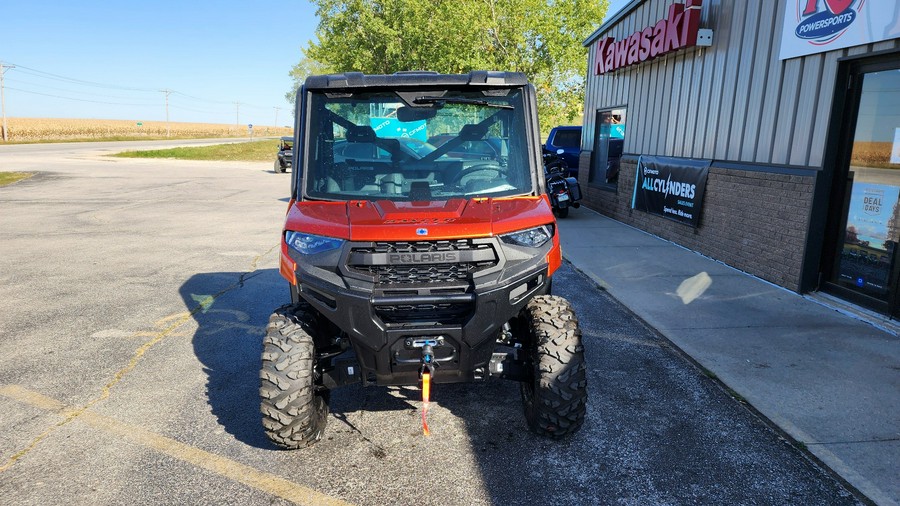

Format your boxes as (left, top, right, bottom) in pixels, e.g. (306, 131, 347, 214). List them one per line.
(0, 142, 858, 505)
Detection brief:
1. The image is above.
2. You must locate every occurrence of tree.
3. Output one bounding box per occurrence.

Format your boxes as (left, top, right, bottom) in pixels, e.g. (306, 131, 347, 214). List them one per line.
(287, 0, 608, 131)
(285, 49, 333, 105)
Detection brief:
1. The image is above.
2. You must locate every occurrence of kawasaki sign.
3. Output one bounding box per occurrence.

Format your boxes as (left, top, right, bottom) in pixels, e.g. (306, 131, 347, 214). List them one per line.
(594, 0, 703, 75)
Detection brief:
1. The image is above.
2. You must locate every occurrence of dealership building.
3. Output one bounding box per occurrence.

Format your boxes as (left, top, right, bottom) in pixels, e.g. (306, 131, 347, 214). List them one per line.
(577, 0, 900, 317)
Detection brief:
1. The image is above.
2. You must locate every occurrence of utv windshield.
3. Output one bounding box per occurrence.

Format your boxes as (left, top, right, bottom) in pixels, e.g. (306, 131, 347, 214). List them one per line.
(304, 88, 535, 201)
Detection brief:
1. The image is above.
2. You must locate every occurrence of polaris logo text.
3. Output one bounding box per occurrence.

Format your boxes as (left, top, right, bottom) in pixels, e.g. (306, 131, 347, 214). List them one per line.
(388, 252, 458, 264)
(794, 0, 861, 43)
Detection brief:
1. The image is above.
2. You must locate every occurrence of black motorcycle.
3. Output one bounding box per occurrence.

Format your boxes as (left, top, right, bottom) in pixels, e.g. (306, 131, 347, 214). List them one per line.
(543, 149, 581, 218)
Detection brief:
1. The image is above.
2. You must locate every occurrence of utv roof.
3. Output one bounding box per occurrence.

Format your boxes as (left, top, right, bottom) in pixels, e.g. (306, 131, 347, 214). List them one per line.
(303, 71, 528, 90)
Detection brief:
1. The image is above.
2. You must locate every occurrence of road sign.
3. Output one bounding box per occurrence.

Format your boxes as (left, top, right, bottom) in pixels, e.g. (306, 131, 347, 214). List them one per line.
(136, 122, 143, 127)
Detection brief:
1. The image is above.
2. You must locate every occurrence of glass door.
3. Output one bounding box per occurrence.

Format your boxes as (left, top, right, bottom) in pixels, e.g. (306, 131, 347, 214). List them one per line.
(829, 64, 900, 314)
(589, 107, 626, 188)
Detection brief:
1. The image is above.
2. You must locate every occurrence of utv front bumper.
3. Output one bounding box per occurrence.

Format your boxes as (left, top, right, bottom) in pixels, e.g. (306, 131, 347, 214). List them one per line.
(286, 237, 553, 385)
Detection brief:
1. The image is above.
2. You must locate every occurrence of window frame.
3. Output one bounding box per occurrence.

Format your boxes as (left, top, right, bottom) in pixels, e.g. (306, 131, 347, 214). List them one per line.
(588, 106, 627, 191)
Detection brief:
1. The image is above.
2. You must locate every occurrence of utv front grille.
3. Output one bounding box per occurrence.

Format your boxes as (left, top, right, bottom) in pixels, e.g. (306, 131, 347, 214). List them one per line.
(375, 302, 473, 325)
(347, 239, 497, 284)
(361, 264, 473, 284)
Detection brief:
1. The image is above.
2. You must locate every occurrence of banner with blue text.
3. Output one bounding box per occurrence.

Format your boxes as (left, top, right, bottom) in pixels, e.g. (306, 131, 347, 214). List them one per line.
(632, 156, 711, 228)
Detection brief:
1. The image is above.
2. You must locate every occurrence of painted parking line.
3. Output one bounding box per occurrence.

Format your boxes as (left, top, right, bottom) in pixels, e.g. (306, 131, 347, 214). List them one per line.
(0, 246, 278, 469)
(0, 385, 352, 506)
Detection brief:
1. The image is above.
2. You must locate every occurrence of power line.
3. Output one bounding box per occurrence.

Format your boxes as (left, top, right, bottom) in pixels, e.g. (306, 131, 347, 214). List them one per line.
(9, 62, 157, 92)
(172, 91, 233, 105)
(160, 89, 172, 137)
(1, 62, 15, 141)
(238, 102, 273, 110)
(5, 87, 157, 107)
(168, 104, 231, 115)
(6, 77, 159, 103)
(2, 61, 289, 124)
(8, 86, 241, 120)
(173, 91, 270, 110)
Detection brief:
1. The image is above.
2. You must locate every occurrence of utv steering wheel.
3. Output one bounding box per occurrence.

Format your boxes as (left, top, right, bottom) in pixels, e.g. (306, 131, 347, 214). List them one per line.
(450, 163, 506, 187)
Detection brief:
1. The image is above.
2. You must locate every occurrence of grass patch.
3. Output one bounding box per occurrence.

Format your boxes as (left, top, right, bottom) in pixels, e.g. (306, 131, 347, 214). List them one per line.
(112, 139, 280, 162)
(0, 172, 34, 187)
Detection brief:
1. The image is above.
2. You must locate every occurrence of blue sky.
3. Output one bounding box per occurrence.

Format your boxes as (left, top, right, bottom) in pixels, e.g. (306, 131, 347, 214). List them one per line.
(3, 1, 622, 127)
(604, 0, 631, 22)
(3, 1, 318, 126)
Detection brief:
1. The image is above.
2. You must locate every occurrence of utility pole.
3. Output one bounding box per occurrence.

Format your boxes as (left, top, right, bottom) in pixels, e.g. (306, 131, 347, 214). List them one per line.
(0, 62, 15, 142)
(233, 102, 240, 127)
(273, 107, 280, 130)
(160, 89, 172, 138)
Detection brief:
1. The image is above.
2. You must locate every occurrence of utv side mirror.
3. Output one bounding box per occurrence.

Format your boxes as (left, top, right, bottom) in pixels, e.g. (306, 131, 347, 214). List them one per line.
(397, 106, 437, 122)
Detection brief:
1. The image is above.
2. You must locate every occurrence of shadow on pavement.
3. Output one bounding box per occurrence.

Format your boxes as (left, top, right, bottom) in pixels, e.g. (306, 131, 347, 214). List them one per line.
(179, 268, 284, 450)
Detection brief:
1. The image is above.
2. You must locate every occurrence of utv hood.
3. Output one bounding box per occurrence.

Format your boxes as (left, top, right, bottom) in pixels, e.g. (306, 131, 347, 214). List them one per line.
(284, 197, 553, 241)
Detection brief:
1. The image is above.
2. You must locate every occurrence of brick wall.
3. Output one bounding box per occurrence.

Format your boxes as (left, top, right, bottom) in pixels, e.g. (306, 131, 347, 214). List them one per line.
(576, 152, 816, 291)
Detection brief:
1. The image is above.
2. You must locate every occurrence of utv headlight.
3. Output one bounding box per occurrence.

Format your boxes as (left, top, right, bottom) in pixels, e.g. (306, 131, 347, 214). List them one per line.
(500, 225, 553, 248)
(285, 231, 344, 255)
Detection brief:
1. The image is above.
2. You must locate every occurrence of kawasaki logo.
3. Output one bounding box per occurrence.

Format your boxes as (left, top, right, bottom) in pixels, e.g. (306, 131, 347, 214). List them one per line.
(388, 252, 459, 264)
(595, 0, 703, 75)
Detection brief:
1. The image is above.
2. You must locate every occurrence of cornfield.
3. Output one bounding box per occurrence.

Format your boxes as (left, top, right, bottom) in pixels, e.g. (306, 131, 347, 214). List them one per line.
(851, 141, 894, 169)
(1, 117, 292, 142)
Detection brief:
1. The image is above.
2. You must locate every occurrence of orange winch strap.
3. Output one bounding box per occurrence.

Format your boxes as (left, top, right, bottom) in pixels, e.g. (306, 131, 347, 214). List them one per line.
(421, 372, 431, 436)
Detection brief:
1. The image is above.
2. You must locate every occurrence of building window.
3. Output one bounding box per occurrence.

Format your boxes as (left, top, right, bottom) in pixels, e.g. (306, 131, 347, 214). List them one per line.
(589, 107, 626, 188)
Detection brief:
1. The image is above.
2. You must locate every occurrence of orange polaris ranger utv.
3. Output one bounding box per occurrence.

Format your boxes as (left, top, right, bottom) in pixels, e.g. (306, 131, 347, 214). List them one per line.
(261, 71, 586, 448)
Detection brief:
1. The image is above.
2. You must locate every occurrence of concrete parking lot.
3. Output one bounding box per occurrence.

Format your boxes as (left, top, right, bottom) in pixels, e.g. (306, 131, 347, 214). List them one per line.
(0, 141, 858, 505)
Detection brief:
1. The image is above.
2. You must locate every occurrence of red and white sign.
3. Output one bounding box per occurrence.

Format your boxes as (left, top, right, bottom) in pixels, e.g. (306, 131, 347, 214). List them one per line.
(780, 1, 900, 60)
(594, 0, 703, 75)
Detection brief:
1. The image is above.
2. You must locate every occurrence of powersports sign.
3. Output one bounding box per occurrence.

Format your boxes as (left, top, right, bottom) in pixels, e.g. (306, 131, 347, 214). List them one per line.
(632, 156, 711, 227)
(780, 1, 900, 60)
(594, 0, 702, 75)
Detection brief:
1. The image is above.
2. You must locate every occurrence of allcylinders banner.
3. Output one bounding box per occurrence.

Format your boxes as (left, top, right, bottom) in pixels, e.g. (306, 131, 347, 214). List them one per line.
(632, 156, 711, 228)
